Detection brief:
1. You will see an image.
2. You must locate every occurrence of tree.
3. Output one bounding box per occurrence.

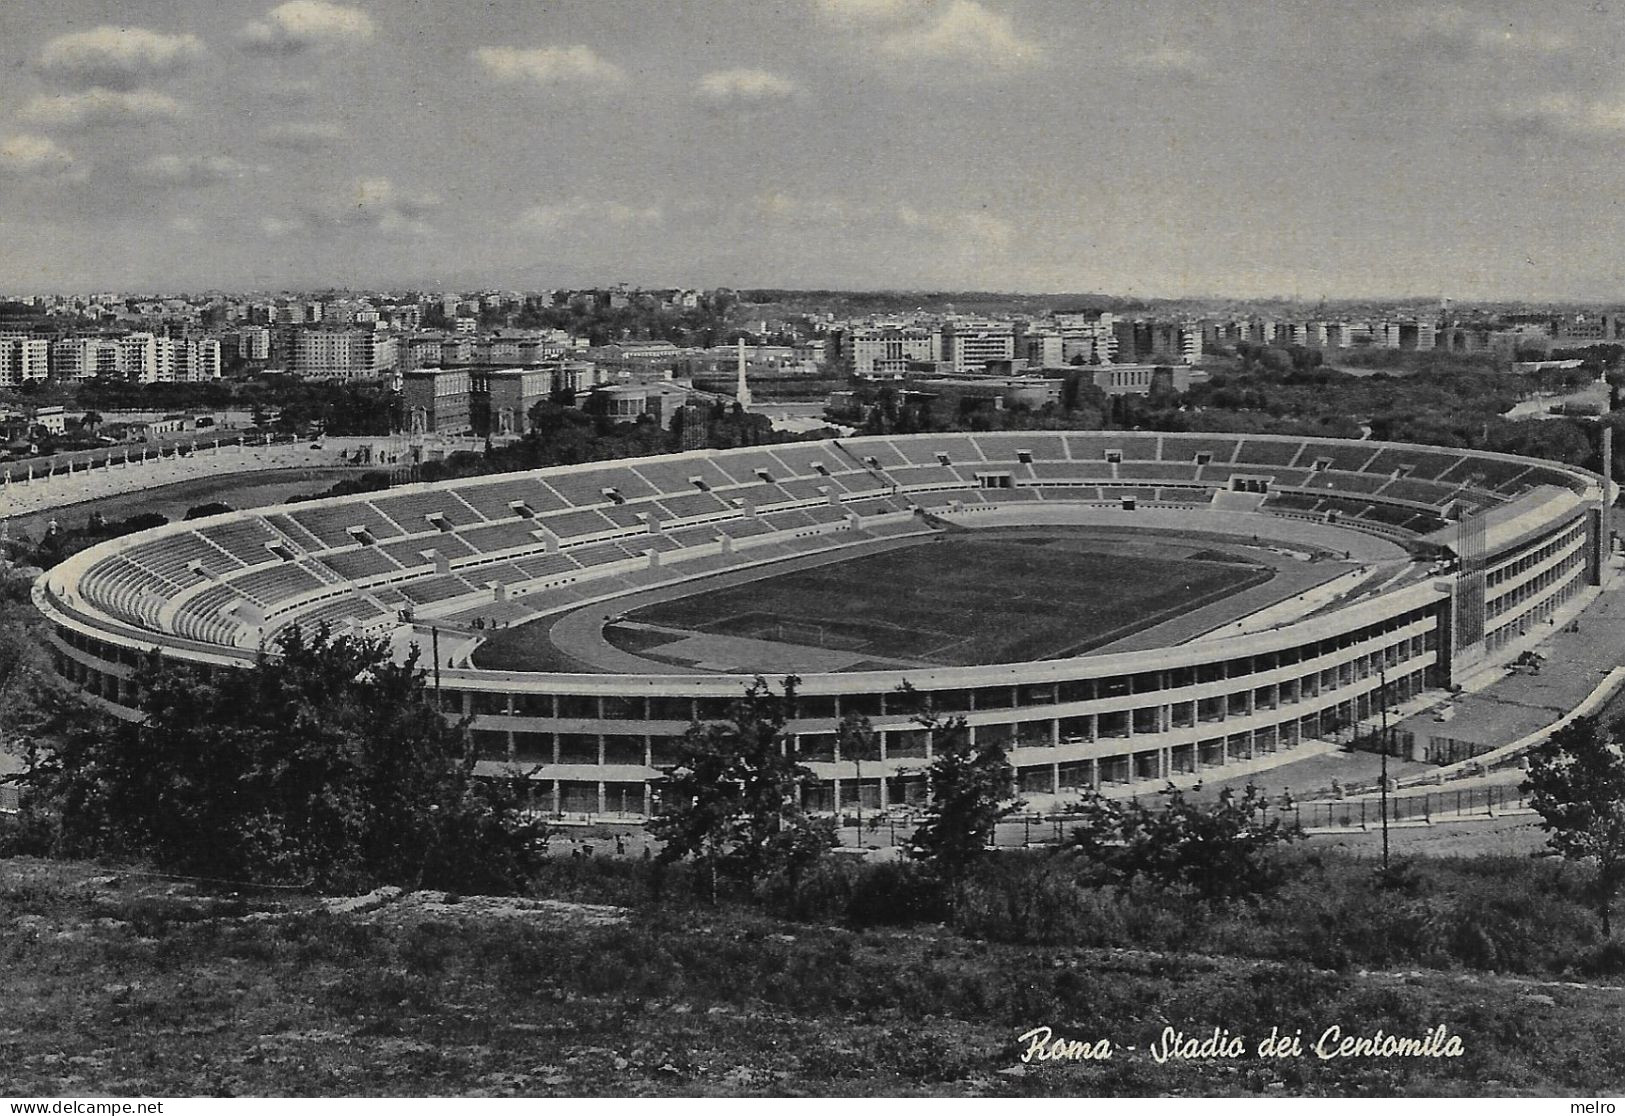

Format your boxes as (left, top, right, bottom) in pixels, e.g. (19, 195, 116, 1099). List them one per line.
(905, 704, 1020, 906)
(1067, 783, 1303, 901)
(647, 676, 835, 903)
(16, 624, 546, 892)
(1524, 715, 1625, 935)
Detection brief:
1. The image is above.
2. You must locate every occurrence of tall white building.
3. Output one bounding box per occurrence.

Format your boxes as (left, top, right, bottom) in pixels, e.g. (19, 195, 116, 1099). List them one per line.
(117, 333, 158, 382)
(840, 325, 937, 378)
(939, 321, 1016, 376)
(0, 333, 49, 387)
(291, 328, 398, 379)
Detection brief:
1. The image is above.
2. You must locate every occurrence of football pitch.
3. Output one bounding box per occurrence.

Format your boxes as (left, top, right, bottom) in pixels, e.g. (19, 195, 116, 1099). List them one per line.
(614, 534, 1273, 667)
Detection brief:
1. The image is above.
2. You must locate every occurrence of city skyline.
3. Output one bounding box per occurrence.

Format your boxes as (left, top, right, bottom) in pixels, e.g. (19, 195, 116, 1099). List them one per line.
(4, 0, 1625, 299)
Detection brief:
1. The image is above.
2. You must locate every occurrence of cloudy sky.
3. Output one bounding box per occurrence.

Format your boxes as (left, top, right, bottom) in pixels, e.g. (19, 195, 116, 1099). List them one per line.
(2, 0, 1624, 298)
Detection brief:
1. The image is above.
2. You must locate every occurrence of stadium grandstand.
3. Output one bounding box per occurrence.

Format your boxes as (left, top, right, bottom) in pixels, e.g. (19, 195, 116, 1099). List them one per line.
(1, 435, 348, 521)
(33, 431, 1612, 817)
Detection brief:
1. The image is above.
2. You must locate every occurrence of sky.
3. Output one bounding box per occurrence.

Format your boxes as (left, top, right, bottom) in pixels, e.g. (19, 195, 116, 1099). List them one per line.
(3, 0, 1625, 299)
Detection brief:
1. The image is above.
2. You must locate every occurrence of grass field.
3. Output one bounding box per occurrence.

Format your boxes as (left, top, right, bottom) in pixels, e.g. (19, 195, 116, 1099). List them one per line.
(4, 851, 1624, 1097)
(617, 535, 1272, 666)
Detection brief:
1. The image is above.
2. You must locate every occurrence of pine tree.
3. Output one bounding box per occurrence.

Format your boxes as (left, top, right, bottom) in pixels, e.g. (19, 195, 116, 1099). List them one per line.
(906, 708, 1020, 908)
(1525, 715, 1625, 936)
(647, 676, 835, 903)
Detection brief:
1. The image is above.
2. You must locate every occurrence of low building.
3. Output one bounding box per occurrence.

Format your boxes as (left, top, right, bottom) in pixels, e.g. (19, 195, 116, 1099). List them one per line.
(402, 368, 474, 435)
(914, 376, 1063, 418)
(1089, 364, 1193, 397)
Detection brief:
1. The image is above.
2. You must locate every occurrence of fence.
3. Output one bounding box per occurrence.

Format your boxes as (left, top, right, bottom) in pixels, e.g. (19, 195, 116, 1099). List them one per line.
(1297, 782, 1528, 829)
(1426, 735, 1493, 766)
(832, 784, 1534, 850)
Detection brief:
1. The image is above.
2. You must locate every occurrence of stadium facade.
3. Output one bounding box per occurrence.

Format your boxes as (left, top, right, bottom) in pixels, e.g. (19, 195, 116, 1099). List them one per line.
(33, 432, 1609, 816)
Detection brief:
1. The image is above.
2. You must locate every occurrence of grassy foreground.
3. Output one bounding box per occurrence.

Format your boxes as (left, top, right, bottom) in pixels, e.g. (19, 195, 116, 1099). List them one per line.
(3, 852, 1625, 1098)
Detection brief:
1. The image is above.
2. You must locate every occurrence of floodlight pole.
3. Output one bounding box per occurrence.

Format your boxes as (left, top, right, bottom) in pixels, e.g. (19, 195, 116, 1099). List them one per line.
(854, 749, 863, 838)
(1378, 661, 1390, 873)
(431, 625, 442, 702)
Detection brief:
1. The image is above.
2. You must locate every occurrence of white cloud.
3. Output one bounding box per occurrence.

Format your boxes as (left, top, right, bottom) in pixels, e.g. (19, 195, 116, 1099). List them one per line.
(0, 134, 78, 179)
(753, 191, 1012, 253)
(260, 216, 303, 238)
(260, 121, 346, 149)
(1402, 6, 1574, 57)
(325, 177, 441, 234)
(754, 192, 853, 223)
(696, 68, 801, 110)
(474, 46, 626, 89)
(812, 0, 929, 28)
(19, 88, 186, 129)
(1499, 93, 1625, 136)
(519, 198, 661, 233)
(239, 1, 376, 54)
(864, 0, 1044, 69)
(897, 203, 1013, 250)
(261, 177, 441, 238)
(1133, 45, 1209, 77)
(137, 154, 256, 186)
(262, 78, 321, 105)
(34, 26, 205, 89)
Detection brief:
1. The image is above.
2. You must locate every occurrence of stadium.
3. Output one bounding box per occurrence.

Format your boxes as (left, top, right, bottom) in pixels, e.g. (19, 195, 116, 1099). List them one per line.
(31, 431, 1611, 818)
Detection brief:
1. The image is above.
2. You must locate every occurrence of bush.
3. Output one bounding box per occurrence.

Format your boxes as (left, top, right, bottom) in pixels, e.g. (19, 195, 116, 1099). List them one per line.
(183, 502, 234, 520)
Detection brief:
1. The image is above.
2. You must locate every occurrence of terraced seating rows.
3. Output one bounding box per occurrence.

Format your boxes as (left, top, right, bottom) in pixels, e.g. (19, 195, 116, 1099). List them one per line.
(1163, 437, 1240, 463)
(1299, 442, 1384, 473)
(195, 520, 281, 566)
(460, 521, 545, 554)
(399, 575, 477, 606)
(380, 533, 476, 567)
(1119, 462, 1201, 482)
(125, 532, 240, 584)
(288, 503, 405, 549)
(542, 470, 618, 508)
(271, 595, 388, 637)
(887, 465, 965, 488)
(653, 492, 732, 521)
(69, 434, 1596, 653)
(318, 547, 402, 581)
(1378, 477, 1458, 506)
(512, 554, 582, 580)
(1364, 447, 1463, 481)
(1029, 460, 1116, 480)
(1234, 440, 1304, 466)
(173, 584, 246, 645)
(230, 563, 326, 607)
(452, 477, 569, 521)
(370, 490, 486, 531)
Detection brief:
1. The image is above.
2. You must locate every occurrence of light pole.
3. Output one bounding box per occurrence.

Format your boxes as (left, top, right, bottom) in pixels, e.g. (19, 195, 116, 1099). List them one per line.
(1378, 661, 1390, 873)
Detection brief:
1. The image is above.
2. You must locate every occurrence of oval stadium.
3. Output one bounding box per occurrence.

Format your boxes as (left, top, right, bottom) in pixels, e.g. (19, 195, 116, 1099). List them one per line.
(31, 431, 1611, 818)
